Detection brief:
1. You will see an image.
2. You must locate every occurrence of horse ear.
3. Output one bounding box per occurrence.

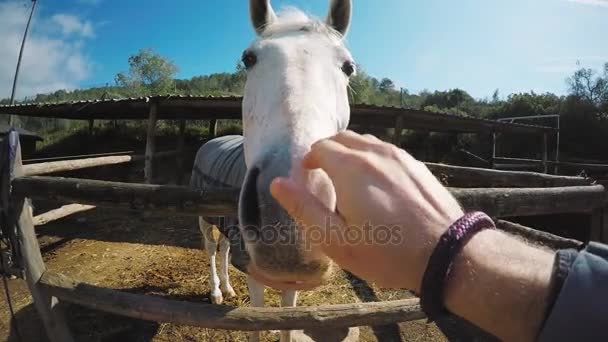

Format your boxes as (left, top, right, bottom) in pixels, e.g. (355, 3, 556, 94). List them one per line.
(326, 0, 352, 36)
(250, 0, 277, 35)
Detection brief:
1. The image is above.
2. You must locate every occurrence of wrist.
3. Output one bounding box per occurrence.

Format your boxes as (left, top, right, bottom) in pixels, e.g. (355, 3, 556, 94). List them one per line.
(444, 229, 554, 342)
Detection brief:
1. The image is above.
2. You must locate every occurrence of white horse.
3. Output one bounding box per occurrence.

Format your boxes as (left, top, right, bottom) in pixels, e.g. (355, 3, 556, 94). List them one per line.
(194, 0, 355, 341)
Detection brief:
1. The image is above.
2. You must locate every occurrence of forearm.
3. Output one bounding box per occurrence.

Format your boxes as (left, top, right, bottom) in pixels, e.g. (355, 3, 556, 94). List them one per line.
(443, 229, 555, 342)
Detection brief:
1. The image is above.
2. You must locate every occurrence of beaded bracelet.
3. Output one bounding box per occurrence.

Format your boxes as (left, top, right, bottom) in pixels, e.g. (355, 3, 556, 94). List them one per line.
(419, 211, 496, 322)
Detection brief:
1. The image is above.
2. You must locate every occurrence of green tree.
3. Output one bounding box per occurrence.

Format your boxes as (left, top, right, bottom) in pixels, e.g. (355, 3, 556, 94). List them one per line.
(567, 62, 608, 107)
(379, 78, 396, 93)
(115, 48, 179, 95)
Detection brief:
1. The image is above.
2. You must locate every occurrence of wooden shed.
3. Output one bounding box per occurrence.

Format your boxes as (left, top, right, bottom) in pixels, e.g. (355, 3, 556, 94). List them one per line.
(0, 125, 43, 159)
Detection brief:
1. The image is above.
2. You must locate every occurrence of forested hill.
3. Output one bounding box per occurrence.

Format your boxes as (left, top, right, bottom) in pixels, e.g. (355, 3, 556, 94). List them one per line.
(1, 49, 607, 164)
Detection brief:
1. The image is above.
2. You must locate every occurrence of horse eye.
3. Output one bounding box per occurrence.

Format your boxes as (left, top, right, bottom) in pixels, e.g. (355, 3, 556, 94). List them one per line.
(242, 50, 257, 69)
(342, 61, 356, 77)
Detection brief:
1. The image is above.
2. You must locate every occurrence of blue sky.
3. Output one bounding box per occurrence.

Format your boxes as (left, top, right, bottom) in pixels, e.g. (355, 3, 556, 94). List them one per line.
(1, 0, 607, 99)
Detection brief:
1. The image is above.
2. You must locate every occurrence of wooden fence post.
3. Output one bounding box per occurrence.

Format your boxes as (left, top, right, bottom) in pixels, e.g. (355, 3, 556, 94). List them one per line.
(209, 119, 218, 139)
(144, 102, 158, 184)
(88, 119, 94, 136)
(590, 208, 602, 242)
(542, 132, 548, 174)
(491, 131, 497, 169)
(392, 115, 404, 147)
(9, 134, 75, 342)
(602, 207, 608, 244)
(176, 120, 186, 185)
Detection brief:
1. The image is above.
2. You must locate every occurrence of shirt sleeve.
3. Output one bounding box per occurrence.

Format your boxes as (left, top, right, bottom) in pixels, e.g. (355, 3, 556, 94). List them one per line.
(537, 242, 608, 342)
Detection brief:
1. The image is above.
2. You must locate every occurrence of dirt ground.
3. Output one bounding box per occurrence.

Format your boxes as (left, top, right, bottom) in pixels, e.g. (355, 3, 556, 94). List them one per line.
(0, 200, 448, 342)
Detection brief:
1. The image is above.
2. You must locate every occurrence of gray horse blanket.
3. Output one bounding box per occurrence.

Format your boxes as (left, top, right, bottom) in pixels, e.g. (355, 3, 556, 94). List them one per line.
(189, 135, 249, 272)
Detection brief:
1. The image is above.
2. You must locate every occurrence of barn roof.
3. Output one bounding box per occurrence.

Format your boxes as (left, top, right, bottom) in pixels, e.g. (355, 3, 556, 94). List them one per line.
(0, 95, 555, 134)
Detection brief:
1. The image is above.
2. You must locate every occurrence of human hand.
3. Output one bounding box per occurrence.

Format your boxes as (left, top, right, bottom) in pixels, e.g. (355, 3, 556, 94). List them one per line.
(270, 131, 464, 290)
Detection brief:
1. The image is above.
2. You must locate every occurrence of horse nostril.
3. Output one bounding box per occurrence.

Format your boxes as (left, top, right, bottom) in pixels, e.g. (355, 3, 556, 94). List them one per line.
(239, 166, 261, 236)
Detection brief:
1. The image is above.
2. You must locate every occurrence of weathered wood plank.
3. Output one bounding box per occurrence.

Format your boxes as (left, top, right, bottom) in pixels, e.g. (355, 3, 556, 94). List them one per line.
(12, 176, 239, 217)
(24, 151, 135, 163)
(33, 204, 96, 226)
(40, 271, 424, 331)
(144, 102, 159, 184)
(496, 220, 583, 250)
(452, 185, 606, 217)
(23, 151, 178, 176)
(12, 176, 606, 218)
(9, 136, 74, 342)
(426, 163, 591, 188)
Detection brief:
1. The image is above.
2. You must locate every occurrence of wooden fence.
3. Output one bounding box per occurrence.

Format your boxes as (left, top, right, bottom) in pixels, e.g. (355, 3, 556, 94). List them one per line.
(2, 130, 608, 342)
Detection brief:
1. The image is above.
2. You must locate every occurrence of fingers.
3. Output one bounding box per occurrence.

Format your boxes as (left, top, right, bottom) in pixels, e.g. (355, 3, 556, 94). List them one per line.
(270, 177, 352, 259)
(270, 177, 343, 230)
(331, 130, 382, 150)
(302, 138, 355, 173)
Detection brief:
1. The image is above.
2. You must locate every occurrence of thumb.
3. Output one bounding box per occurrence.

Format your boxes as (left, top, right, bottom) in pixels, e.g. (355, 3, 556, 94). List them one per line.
(270, 177, 346, 250)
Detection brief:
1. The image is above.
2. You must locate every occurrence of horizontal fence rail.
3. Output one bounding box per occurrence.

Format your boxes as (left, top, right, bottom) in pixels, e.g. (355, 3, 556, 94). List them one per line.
(11, 176, 606, 218)
(24, 151, 136, 164)
(36, 220, 581, 331)
(452, 185, 606, 217)
(22, 150, 179, 176)
(40, 271, 424, 330)
(426, 163, 591, 188)
(12, 176, 240, 216)
(494, 157, 608, 171)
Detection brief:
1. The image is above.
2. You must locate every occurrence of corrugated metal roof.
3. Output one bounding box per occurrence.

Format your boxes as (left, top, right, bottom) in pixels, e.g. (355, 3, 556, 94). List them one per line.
(0, 95, 555, 134)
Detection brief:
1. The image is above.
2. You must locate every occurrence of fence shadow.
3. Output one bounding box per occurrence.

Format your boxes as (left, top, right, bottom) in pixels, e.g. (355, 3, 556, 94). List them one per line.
(34, 204, 202, 254)
(344, 271, 403, 342)
(6, 284, 216, 342)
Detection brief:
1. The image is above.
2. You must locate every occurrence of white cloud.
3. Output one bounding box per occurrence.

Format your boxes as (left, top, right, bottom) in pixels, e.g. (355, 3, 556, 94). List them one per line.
(0, 1, 95, 100)
(565, 0, 608, 8)
(51, 14, 95, 38)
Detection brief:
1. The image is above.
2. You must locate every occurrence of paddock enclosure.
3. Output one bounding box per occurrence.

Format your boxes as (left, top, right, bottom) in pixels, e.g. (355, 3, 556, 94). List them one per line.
(0, 96, 607, 341)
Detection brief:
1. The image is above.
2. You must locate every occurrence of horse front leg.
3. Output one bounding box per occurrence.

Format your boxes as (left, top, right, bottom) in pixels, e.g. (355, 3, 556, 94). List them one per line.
(218, 234, 236, 298)
(280, 290, 298, 342)
(247, 276, 265, 342)
(199, 217, 223, 304)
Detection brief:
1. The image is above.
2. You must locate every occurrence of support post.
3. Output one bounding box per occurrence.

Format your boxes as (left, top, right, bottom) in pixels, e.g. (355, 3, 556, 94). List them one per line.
(555, 116, 561, 174)
(602, 207, 608, 244)
(392, 115, 404, 147)
(491, 131, 497, 169)
(176, 120, 186, 185)
(88, 119, 94, 136)
(590, 208, 602, 242)
(209, 119, 218, 139)
(8, 134, 74, 341)
(144, 102, 158, 184)
(542, 132, 548, 174)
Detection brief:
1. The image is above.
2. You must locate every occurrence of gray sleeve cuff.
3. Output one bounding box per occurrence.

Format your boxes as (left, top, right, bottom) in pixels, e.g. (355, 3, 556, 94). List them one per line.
(537, 242, 608, 342)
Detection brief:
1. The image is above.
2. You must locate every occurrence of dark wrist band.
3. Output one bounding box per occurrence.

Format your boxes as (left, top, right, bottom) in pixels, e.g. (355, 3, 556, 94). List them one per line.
(419, 211, 495, 322)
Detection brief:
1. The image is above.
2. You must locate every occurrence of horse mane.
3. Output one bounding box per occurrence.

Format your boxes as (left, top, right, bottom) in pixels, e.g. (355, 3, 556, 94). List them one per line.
(260, 7, 343, 41)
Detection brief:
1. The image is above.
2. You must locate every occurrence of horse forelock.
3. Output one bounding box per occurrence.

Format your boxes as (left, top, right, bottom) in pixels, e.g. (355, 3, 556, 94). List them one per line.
(259, 7, 344, 41)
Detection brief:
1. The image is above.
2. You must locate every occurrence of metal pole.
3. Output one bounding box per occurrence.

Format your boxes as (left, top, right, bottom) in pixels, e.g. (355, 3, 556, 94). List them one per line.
(8, 0, 38, 126)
